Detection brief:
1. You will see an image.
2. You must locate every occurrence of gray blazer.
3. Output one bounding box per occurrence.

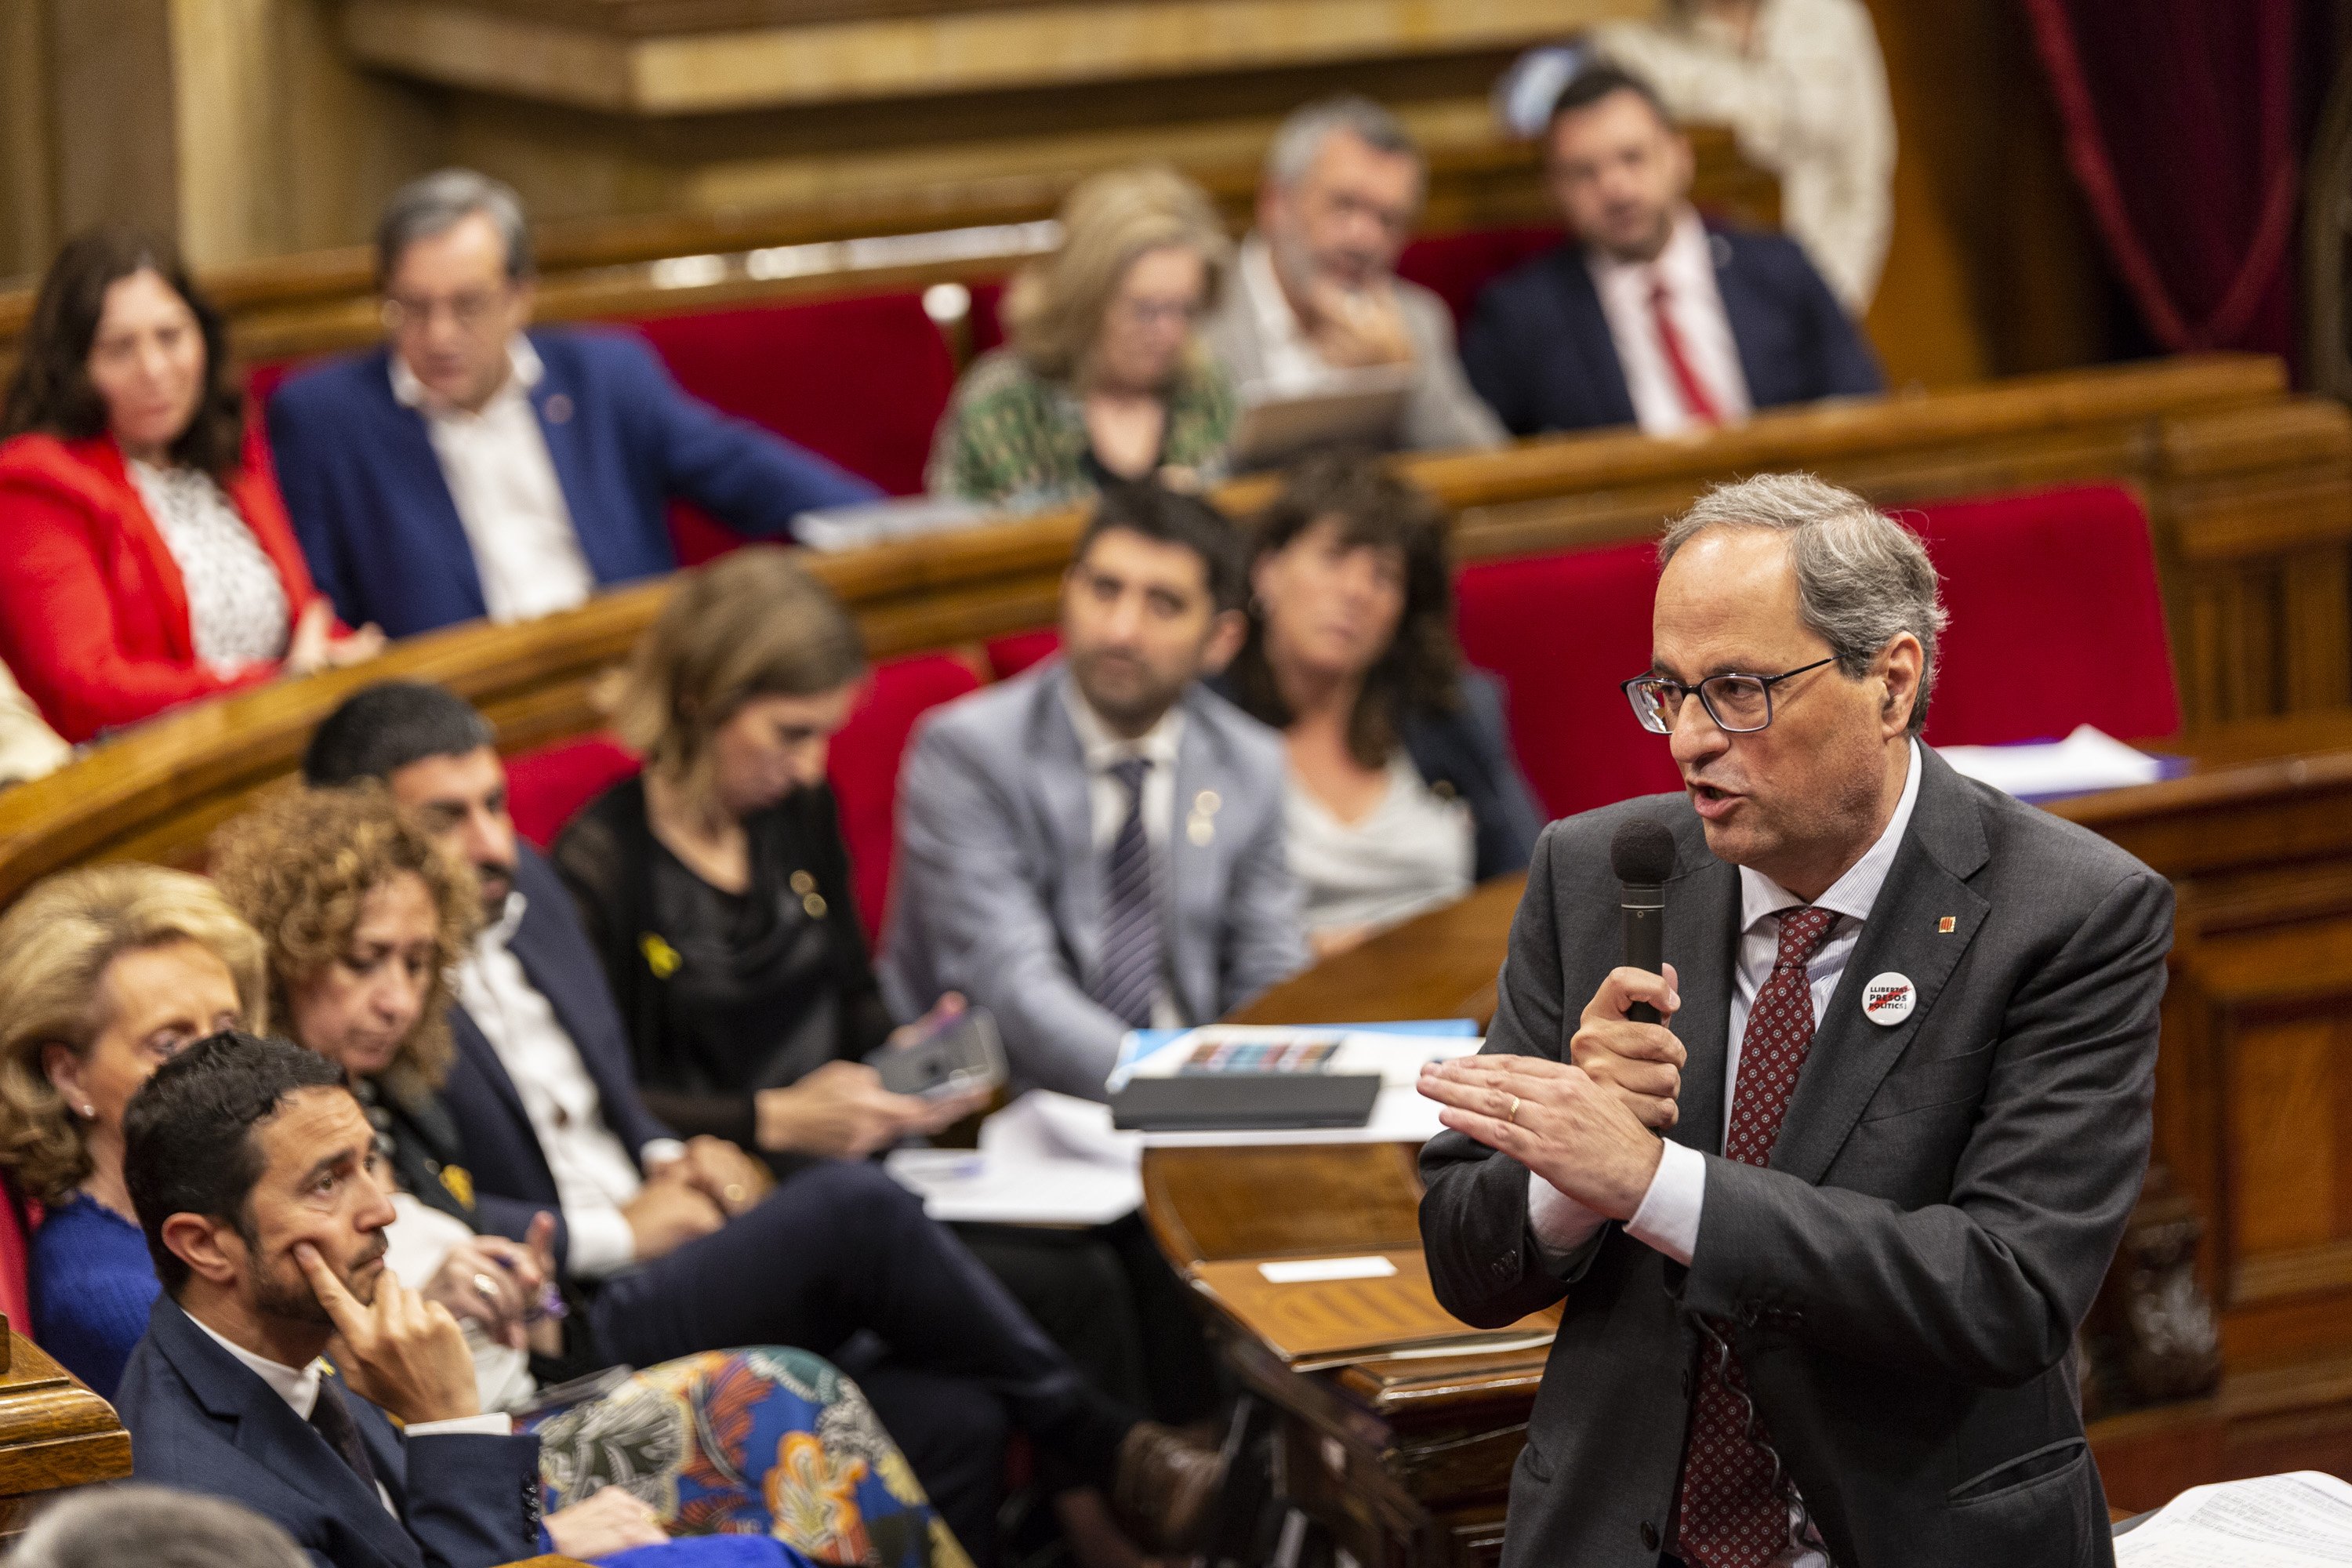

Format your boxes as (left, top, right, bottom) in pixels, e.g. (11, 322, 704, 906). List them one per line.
(1203, 239, 1508, 453)
(1419, 746, 2172, 1568)
(880, 661, 1308, 1100)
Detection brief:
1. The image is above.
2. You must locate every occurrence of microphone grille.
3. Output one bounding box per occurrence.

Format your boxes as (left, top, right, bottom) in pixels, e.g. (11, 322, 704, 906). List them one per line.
(1610, 818, 1679, 885)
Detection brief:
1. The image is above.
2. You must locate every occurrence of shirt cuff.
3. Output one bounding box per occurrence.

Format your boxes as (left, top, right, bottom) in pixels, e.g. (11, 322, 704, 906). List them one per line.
(563, 1207, 637, 1279)
(407, 1412, 514, 1438)
(1624, 1138, 1706, 1266)
(641, 1138, 687, 1171)
(1526, 1170, 1609, 1265)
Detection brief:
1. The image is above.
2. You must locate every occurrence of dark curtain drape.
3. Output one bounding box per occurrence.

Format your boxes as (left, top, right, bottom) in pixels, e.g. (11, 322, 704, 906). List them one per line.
(2022, 0, 2339, 358)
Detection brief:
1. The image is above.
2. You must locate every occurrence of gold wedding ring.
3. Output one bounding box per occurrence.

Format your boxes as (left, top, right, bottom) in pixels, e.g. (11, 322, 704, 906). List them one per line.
(472, 1272, 499, 1300)
(723, 1182, 748, 1204)
(1507, 1095, 1522, 1125)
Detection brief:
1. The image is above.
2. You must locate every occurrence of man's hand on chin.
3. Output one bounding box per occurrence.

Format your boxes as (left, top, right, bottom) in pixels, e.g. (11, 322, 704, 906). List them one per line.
(1417, 1054, 1665, 1221)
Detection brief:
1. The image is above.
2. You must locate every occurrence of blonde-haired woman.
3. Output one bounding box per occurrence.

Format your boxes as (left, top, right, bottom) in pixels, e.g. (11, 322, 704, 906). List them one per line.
(0, 864, 263, 1398)
(557, 544, 975, 1161)
(928, 165, 1236, 510)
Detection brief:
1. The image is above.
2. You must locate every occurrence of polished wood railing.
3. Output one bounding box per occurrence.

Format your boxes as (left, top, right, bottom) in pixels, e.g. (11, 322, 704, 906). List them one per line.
(0, 353, 2331, 909)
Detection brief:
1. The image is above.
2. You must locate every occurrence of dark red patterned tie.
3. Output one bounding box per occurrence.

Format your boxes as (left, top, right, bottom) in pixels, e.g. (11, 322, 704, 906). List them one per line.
(1675, 904, 1839, 1568)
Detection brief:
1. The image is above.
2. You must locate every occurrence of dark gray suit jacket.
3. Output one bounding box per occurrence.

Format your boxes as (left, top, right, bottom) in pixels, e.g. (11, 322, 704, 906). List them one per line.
(1419, 746, 2172, 1568)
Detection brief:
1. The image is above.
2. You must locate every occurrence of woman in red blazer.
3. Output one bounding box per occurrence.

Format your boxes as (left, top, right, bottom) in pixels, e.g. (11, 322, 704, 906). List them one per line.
(0, 228, 382, 743)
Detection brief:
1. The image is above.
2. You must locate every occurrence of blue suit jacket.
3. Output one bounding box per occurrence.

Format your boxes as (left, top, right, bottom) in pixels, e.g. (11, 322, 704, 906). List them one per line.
(441, 844, 676, 1258)
(266, 328, 879, 638)
(1461, 227, 1884, 437)
(116, 1296, 542, 1568)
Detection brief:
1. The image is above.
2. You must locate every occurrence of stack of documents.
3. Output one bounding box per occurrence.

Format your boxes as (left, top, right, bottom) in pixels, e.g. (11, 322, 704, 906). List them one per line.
(1111, 1023, 1483, 1147)
(1936, 724, 2168, 800)
(884, 1090, 1142, 1226)
(2116, 1472, 2352, 1564)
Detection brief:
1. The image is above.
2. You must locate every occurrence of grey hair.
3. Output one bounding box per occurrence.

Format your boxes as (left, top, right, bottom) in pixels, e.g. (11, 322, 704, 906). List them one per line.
(1264, 96, 1422, 191)
(375, 168, 534, 289)
(12, 1486, 308, 1568)
(1658, 473, 1948, 735)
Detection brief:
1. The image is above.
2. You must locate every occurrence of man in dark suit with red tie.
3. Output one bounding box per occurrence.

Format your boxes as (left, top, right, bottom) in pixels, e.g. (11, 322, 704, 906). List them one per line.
(1417, 473, 2172, 1566)
(1462, 65, 1882, 439)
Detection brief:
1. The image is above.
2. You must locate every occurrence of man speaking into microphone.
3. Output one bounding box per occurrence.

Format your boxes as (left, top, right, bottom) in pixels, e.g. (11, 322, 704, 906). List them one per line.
(1417, 474, 2172, 1568)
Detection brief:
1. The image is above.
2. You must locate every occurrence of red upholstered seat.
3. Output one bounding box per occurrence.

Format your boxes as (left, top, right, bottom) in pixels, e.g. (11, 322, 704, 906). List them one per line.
(1397, 225, 1567, 332)
(1455, 540, 1681, 822)
(1450, 482, 2180, 819)
(506, 735, 643, 851)
(0, 1178, 34, 1341)
(984, 629, 1059, 681)
(831, 653, 984, 948)
(634, 293, 960, 564)
(1908, 483, 2179, 746)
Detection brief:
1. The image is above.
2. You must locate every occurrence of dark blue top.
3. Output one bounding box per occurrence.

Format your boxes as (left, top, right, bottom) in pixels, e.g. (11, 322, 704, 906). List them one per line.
(33, 1192, 160, 1401)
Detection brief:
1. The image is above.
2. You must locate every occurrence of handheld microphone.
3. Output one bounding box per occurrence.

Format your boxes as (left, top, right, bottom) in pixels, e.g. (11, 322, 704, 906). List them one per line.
(1610, 819, 1677, 1023)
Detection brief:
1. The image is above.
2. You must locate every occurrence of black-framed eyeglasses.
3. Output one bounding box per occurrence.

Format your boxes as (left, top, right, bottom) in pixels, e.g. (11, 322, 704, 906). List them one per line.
(1621, 656, 1838, 735)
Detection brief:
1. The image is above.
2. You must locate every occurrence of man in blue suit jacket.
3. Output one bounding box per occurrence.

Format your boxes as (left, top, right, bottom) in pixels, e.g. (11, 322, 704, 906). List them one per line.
(267, 169, 877, 640)
(114, 1034, 547, 1568)
(1463, 64, 1882, 438)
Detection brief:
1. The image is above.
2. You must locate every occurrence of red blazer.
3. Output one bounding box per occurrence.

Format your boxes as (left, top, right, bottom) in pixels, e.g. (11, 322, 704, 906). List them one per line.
(0, 432, 324, 742)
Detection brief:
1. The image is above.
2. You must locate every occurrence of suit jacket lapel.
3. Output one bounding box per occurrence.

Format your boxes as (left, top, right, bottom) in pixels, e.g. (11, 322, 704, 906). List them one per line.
(1033, 667, 1104, 983)
(1664, 833, 1740, 1159)
(1163, 690, 1225, 1027)
(151, 1300, 416, 1566)
(1709, 231, 1778, 411)
(527, 340, 611, 581)
(1772, 750, 1993, 1184)
(1557, 250, 1640, 429)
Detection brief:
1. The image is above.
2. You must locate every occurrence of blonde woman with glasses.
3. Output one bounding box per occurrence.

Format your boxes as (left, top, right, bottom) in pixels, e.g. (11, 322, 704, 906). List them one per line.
(928, 166, 1236, 510)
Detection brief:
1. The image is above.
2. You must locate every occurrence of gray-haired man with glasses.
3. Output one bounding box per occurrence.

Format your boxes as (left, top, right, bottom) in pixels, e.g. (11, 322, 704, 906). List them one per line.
(1419, 472, 2171, 1567)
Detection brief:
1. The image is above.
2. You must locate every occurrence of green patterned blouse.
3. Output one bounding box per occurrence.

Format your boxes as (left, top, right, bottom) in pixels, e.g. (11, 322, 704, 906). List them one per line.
(925, 347, 1237, 512)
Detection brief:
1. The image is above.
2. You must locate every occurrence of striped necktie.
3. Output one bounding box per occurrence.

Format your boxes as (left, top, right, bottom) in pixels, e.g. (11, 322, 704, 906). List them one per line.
(1091, 757, 1160, 1028)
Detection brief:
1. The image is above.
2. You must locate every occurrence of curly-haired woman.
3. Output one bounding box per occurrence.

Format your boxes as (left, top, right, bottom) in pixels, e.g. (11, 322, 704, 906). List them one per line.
(208, 785, 968, 1565)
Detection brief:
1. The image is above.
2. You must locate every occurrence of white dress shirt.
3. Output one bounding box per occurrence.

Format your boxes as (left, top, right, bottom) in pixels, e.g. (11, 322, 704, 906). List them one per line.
(1586, 206, 1755, 437)
(390, 336, 597, 624)
(1062, 682, 1186, 1029)
(1236, 237, 1345, 398)
(452, 891, 683, 1279)
(189, 1310, 510, 1519)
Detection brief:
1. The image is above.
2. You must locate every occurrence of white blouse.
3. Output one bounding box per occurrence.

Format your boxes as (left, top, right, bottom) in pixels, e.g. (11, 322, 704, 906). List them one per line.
(1286, 751, 1475, 937)
(128, 459, 289, 673)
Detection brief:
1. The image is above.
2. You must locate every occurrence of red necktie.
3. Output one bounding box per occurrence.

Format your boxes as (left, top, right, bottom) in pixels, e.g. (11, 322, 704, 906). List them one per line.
(1675, 904, 1839, 1568)
(1650, 274, 1723, 426)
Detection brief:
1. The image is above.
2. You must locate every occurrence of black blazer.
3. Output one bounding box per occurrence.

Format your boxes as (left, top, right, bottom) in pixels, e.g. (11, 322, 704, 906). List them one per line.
(441, 843, 677, 1256)
(1461, 226, 1884, 437)
(1420, 747, 2172, 1567)
(116, 1295, 542, 1568)
(550, 775, 895, 1145)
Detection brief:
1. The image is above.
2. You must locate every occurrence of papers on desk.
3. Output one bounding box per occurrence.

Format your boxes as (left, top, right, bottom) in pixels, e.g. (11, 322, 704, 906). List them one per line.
(1189, 1248, 1556, 1367)
(1936, 724, 2168, 801)
(884, 1091, 1142, 1226)
(1109, 1024, 1483, 1146)
(2116, 1472, 2352, 1564)
(793, 494, 998, 552)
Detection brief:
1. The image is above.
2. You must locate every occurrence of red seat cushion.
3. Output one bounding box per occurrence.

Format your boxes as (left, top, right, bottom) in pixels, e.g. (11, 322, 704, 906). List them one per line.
(1451, 482, 2182, 818)
(1456, 541, 1682, 822)
(830, 652, 985, 948)
(506, 735, 643, 851)
(1397, 225, 1568, 332)
(984, 629, 1060, 681)
(0, 1178, 34, 1340)
(1910, 483, 2180, 745)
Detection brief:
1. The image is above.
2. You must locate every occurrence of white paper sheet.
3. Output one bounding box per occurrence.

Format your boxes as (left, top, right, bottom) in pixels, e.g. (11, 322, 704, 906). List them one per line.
(1258, 1255, 1398, 1283)
(1936, 724, 2163, 800)
(2116, 1472, 2352, 1566)
(882, 1090, 1145, 1225)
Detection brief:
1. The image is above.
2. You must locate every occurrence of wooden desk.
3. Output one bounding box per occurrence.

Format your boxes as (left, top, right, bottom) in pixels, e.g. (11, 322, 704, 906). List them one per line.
(1147, 719, 2352, 1563)
(0, 1330, 132, 1536)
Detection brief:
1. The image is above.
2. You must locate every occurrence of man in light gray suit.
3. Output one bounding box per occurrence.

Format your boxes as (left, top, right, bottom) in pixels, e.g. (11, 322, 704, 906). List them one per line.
(1203, 96, 1506, 455)
(1418, 474, 2171, 1568)
(884, 484, 1308, 1100)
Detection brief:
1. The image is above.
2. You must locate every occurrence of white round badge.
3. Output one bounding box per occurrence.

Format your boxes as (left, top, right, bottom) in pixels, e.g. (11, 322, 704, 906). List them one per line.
(1861, 972, 1915, 1027)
